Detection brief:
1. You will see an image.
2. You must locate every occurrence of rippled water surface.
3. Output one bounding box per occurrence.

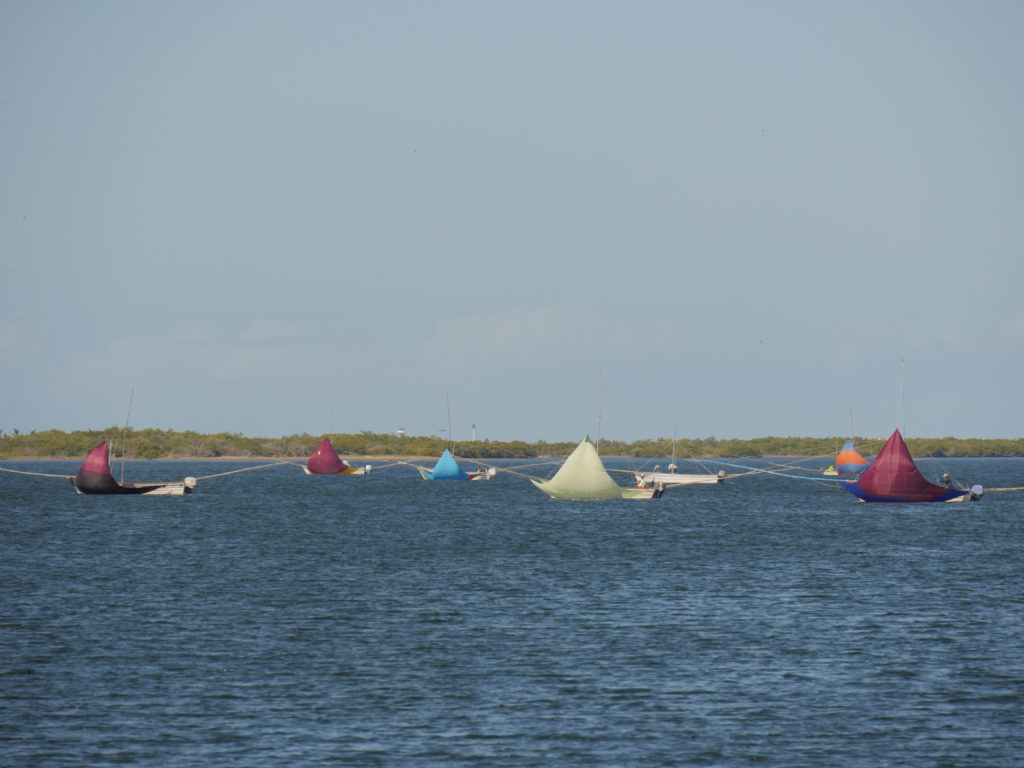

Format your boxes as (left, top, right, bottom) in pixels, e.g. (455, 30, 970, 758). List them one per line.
(3, 457, 1023, 766)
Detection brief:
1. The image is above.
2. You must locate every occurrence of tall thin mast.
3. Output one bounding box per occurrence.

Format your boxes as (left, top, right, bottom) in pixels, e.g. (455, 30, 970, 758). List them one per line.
(670, 415, 678, 471)
(445, 391, 454, 451)
(899, 358, 906, 435)
(595, 371, 604, 453)
(120, 389, 134, 483)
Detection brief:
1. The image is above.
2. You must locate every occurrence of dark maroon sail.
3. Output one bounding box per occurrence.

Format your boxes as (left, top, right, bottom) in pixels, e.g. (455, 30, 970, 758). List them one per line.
(842, 429, 965, 502)
(306, 437, 353, 474)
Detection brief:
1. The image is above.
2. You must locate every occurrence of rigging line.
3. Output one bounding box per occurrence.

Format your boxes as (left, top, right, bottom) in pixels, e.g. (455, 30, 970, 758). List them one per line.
(338, 452, 429, 469)
(339, 452, 392, 461)
(604, 466, 745, 482)
(194, 461, 299, 481)
(489, 466, 549, 482)
(721, 470, 767, 479)
(606, 467, 715, 476)
(468, 460, 563, 472)
(710, 459, 857, 485)
(357, 461, 405, 471)
(452, 457, 560, 473)
(390, 459, 435, 469)
(0, 466, 73, 479)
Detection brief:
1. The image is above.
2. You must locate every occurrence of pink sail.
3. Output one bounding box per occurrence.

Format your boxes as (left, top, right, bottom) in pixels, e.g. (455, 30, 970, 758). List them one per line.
(81, 441, 114, 475)
(306, 437, 353, 474)
(73, 440, 193, 495)
(844, 429, 964, 502)
(74, 441, 138, 493)
(73, 441, 124, 492)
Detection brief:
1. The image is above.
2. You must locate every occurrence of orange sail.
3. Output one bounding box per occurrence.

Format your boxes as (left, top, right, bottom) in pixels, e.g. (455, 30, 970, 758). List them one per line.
(835, 439, 870, 475)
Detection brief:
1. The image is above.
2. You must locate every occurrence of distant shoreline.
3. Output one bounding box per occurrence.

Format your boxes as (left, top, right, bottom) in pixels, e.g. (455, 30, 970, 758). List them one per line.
(5, 430, 1023, 460)
(1, 454, 1015, 462)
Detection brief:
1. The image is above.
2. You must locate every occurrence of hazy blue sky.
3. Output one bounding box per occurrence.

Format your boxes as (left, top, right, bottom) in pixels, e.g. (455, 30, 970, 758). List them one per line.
(2, 1, 1021, 442)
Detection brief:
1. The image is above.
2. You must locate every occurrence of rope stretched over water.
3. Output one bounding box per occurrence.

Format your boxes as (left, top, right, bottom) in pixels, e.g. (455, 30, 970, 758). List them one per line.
(339, 452, 426, 472)
(479, 459, 562, 472)
(490, 466, 548, 482)
(361, 461, 405, 471)
(194, 461, 300, 481)
(463, 458, 558, 481)
(7, 456, 1020, 492)
(711, 460, 852, 486)
(0, 466, 72, 479)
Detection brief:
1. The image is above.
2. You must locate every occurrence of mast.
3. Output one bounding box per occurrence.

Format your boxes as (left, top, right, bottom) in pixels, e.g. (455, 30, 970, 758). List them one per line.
(120, 389, 134, 483)
(445, 391, 454, 451)
(669, 417, 678, 472)
(595, 371, 604, 453)
(899, 358, 906, 435)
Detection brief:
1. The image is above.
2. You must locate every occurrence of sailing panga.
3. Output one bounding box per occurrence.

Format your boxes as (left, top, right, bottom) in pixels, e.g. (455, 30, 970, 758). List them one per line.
(72, 441, 195, 495)
(531, 437, 655, 500)
(841, 429, 982, 503)
(305, 437, 371, 475)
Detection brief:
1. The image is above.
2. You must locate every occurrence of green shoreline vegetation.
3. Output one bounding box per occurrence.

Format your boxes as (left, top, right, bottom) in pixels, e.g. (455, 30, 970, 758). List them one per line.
(1, 428, 1023, 460)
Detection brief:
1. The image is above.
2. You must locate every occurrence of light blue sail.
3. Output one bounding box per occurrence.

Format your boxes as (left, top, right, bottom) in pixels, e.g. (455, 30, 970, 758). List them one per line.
(417, 448, 469, 480)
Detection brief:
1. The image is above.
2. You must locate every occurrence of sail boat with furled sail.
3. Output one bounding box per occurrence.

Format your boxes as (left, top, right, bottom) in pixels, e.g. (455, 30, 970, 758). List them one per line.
(841, 429, 982, 503)
(633, 427, 725, 489)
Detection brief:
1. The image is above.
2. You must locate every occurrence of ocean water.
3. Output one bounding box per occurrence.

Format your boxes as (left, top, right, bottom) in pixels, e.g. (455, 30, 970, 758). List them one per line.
(2, 457, 1022, 767)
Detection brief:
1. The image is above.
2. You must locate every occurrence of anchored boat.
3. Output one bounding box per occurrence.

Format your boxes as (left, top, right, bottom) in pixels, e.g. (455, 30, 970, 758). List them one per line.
(532, 437, 654, 500)
(305, 437, 370, 475)
(841, 429, 982, 503)
(72, 441, 195, 495)
(416, 448, 495, 480)
(834, 439, 871, 475)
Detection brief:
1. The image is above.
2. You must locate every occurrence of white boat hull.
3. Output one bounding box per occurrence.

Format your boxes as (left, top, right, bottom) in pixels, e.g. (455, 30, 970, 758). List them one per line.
(634, 471, 723, 487)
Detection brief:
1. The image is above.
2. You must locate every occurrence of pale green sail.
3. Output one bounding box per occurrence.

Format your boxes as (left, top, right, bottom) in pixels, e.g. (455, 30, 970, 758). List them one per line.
(532, 436, 647, 500)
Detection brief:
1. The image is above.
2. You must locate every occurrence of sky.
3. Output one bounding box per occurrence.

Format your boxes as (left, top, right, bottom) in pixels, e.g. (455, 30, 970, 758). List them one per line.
(2, 1, 1022, 442)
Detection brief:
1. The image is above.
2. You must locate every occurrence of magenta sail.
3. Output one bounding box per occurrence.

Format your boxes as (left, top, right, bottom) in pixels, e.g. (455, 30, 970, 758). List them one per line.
(72, 441, 194, 495)
(841, 429, 969, 503)
(306, 437, 354, 474)
(74, 441, 126, 493)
